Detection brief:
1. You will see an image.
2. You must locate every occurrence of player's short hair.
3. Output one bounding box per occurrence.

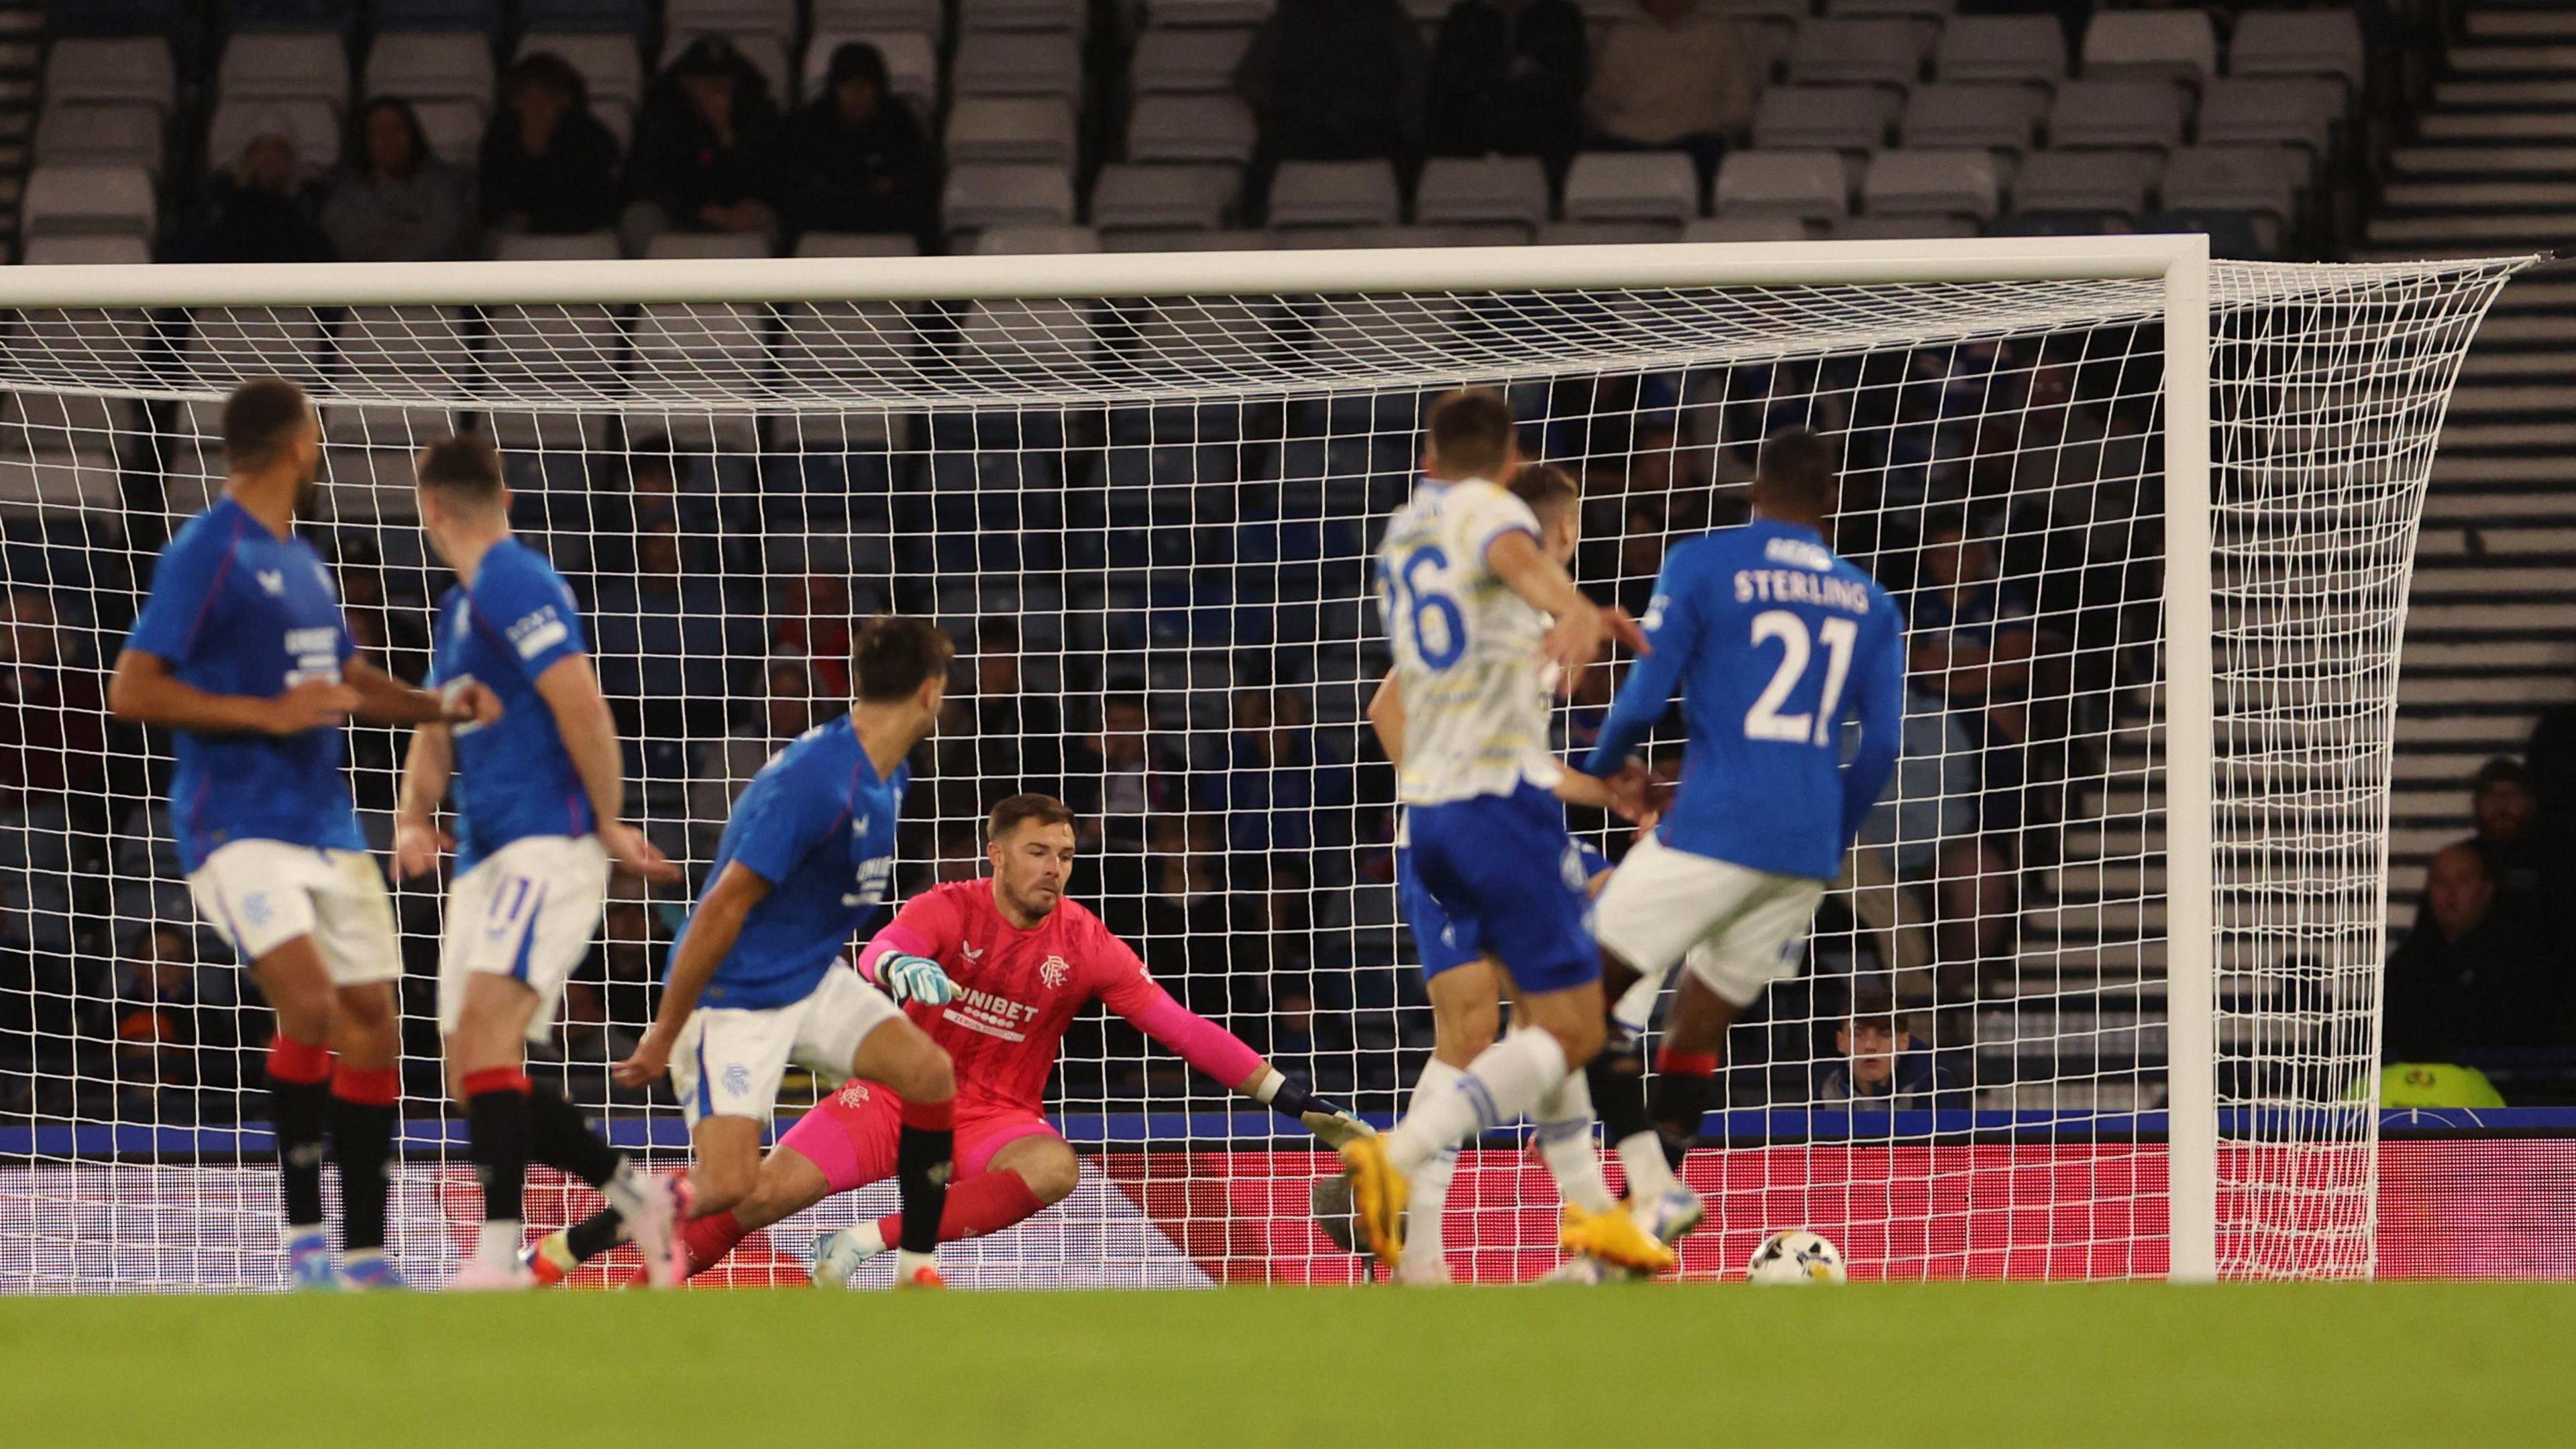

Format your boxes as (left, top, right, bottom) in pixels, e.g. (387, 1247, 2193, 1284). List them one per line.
(1506, 462, 1579, 522)
(851, 615, 955, 703)
(988, 793, 1076, 843)
(414, 433, 504, 507)
(221, 377, 314, 470)
(1426, 387, 1519, 480)
(1750, 427, 1839, 516)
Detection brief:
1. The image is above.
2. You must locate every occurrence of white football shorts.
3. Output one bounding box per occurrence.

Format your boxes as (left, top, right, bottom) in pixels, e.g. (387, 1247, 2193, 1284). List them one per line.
(1593, 833, 1828, 1008)
(436, 834, 611, 1042)
(669, 966, 906, 1128)
(186, 840, 401, 985)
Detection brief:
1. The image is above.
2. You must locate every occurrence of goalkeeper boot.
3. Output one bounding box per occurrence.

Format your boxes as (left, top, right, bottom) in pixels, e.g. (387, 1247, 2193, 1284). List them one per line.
(286, 1228, 336, 1291)
(1337, 1135, 1409, 1272)
(895, 1250, 945, 1290)
(339, 1250, 408, 1291)
(520, 1230, 575, 1287)
(1632, 1186, 1706, 1249)
(1559, 1202, 1676, 1275)
(811, 1224, 888, 1289)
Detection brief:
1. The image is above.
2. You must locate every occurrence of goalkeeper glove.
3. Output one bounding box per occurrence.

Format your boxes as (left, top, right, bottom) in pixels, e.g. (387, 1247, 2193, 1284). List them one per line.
(877, 953, 956, 1007)
(1250, 1068, 1373, 1146)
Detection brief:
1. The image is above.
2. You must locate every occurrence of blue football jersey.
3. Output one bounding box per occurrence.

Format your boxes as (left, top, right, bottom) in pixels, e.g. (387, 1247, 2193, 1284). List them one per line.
(676, 715, 906, 1010)
(123, 497, 366, 872)
(429, 537, 595, 872)
(1582, 518, 1905, 881)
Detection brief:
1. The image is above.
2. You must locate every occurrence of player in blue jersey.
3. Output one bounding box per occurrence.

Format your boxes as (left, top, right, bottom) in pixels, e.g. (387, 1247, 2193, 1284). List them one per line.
(1580, 427, 1907, 1244)
(605, 616, 964, 1289)
(1361, 463, 1659, 1284)
(107, 378, 500, 1289)
(385, 433, 692, 1289)
(1336, 390, 1660, 1276)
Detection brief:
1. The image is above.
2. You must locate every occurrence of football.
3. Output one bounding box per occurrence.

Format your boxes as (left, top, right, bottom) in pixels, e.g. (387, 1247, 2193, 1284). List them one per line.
(1309, 1173, 1406, 1254)
(1746, 1229, 1846, 1285)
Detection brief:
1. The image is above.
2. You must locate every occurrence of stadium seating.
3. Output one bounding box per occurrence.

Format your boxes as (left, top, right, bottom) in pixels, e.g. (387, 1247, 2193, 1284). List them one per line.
(1563, 151, 1702, 226)
(1862, 148, 2003, 221)
(337, 306, 476, 388)
(1901, 83, 2044, 153)
(666, 30, 793, 99)
(1713, 149, 1849, 223)
(944, 162, 1081, 232)
(2226, 9, 2367, 87)
(954, 32, 1086, 100)
(813, 0, 945, 30)
(204, 98, 343, 175)
(1788, 17, 1929, 89)
(1413, 156, 1550, 236)
(2196, 77, 2345, 158)
(364, 32, 498, 112)
(803, 32, 940, 107)
(1933, 15, 2065, 88)
(1681, 215, 1808, 243)
(218, 33, 353, 112)
(518, 32, 645, 109)
(961, 0, 1089, 31)
(2079, 9, 2218, 85)
(1127, 94, 1258, 165)
(947, 97, 1083, 166)
(2159, 144, 2304, 249)
(2011, 146, 2160, 215)
(1131, 27, 1256, 94)
(42, 37, 177, 113)
(34, 103, 167, 176)
(0, 393, 138, 518)
(2046, 79, 2188, 152)
(1266, 161, 1403, 229)
(1090, 163, 1239, 233)
(1753, 86, 1899, 153)
(20, 165, 158, 241)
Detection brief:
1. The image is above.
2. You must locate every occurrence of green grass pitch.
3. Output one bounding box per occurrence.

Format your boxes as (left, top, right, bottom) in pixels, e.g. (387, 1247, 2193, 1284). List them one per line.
(6, 1283, 2568, 1447)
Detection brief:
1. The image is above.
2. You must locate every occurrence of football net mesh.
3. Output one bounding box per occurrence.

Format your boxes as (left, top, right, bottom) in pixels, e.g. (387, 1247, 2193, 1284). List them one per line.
(0, 250, 2525, 1290)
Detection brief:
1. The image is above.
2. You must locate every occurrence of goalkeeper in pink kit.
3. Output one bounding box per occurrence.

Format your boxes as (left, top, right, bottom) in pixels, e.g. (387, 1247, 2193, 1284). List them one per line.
(527, 792, 1367, 1285)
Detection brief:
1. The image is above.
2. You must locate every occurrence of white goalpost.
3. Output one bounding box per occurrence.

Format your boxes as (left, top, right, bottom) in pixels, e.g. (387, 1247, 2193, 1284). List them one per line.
(0, 237, 2528, 1290)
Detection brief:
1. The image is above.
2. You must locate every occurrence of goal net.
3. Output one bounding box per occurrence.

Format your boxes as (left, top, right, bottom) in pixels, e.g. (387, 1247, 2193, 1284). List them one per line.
(0, 240, 2526, 1291)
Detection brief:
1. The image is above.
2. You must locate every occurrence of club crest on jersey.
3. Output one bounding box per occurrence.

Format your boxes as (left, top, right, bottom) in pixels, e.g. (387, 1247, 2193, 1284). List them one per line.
(835, 1079, 872, 1108)
(720, 1063, 751, 1098)
(1039, 955, 1070, 990)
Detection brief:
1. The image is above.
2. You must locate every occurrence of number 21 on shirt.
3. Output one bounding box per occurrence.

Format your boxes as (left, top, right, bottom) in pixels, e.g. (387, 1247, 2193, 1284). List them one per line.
(1380, 545, 1466, 671)
(1744, 609, 1858, 747)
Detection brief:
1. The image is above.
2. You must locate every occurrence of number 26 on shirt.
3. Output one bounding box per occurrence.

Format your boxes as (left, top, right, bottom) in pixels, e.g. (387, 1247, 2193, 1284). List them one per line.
(1380, 546, 1466, 670)
(1744, 609, 1858, 747)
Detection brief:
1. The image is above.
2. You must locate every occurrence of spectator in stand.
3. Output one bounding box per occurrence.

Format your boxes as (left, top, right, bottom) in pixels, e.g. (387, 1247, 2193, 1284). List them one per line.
(965, 617, 1065, 804)
(780, 42, 936, 246)
(1064, 694, 1184, 855)
(319, 99, 474, 263)
(1236, 0, 1428, 168)
(769, 573, 853, 699)
(584, 514, 747, 762)
(1426, 0, 1589, 171)
(2461, 756, 2573, 948)
(2385, 842, 2561, 1062)
(1909, 509, 2039, 826)
(1201, 685, 1350, 881)
(565, 892, 660, 1064)
(480, 51, 625, 239)
(1585, 0, 1759, 190)
(112, 922, 240, 1113)
(624, 36, 784, 252)
(174, 130, 335, 264)
(1817, 988, 1960, 1110)
(686, 657, 818, 837)
(0, 588, 108, 831)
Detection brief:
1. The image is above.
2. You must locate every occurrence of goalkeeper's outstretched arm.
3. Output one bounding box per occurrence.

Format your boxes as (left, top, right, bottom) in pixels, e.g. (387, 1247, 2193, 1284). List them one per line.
(1101, 969, 1371, 1146)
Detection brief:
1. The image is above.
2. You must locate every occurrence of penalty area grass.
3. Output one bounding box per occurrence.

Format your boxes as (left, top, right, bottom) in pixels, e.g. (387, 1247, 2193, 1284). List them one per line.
(5, 1281, 2569, 1448)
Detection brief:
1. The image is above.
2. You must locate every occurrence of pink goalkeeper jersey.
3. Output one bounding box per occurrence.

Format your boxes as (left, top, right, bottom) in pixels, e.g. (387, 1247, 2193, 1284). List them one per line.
(859, 879, 1259, 1116)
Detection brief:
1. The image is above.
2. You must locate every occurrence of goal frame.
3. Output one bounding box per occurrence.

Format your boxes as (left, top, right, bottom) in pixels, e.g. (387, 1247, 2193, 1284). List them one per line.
(0, 233, 2225, 1280)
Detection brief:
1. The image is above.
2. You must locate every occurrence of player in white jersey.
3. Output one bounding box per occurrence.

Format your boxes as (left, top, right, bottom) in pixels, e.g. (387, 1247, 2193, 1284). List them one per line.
(1364, 463, 1666, 1282)
(1337, 389, 1659, 1275)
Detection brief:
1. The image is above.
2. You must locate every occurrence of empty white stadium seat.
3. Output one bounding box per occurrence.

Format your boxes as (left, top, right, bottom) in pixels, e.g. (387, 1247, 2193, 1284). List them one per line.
(1713, 149, 1849, 221)
(1126, 93, 1257, 164)
(2081, 9, 2217, 83)
(34, 102, 166, 174)
(1148, 0, 1276, 22)
(219, 33, 351, 111)
(944, 162, 1080, 230)
(793, 231, 922, 257)
(1267, 159, 1402, 227)
(959, 0, 1088, 31)
(338, 306, 476, 386)
(2227, 9, 2366, 87)
(1862, 147, 2003, 218)
(0, 392, 137, 517)
(1832, 213, 1980, 239)
(813, 0, 945, 30)
(953, 32, 1085, 99)
(1131, 27, 1254, 94)
(665, 0, 798, 39)
(365, 31, 496, 109)
(2160, 143, 2303, 218)
(21, 164, 157, 240)
(1788, 17, 1928, 87)
(1564, 150, 1701, 223)
(959, 297, 1098, 368)
(2196, 76, 2344, 155)
(45, 37, 176, 113)
(1753, 85, 1898, 152)
(182, 307, 329, 384)
(1413, 156, 1550, 231)
(2011, 147, 2160, 213)
(1827, 0, 1953, 18)
(1089, 162, 1238, 231)
(971, 223, 1101, 253)
(946, 96, 1081, 165)
(803, 32, 939, 107)
(1935, 15, 2065, 87)
(643, 231, 773, 260)
(494, 231, 622, 262)
(2047, 78, 2187, 150)
(1681, 214, 1809, 242)
(1902, 82, 2043, 151)
(205, 99, 342, 175)
(20, 235, 152, 266)
(518, 33, 644, 107)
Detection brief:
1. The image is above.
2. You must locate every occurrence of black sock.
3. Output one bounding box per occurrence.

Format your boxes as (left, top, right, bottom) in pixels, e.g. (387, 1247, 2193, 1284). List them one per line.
(329, 1096, 398, 1253)
(524, 1084, 625, 1189)
(894, 1121, 955, 1256)
(1587, 1042, 1654, 1155)
(270, 1076, 331, 1232)
(466, 1087, 531, 1225)
(565, 1206, 626, 1265)
(1649, 1070, 1715, 1171)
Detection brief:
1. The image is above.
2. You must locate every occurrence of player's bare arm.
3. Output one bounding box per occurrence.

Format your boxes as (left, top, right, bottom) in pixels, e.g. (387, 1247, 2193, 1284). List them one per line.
(346, 653, 498, 728)
(1366, 669, 1406, 765)
(391, 722, 455, 880)
(533, 652, 680, 883)
(107, 647, 358, 735)
(615, 861, 771, 1088)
